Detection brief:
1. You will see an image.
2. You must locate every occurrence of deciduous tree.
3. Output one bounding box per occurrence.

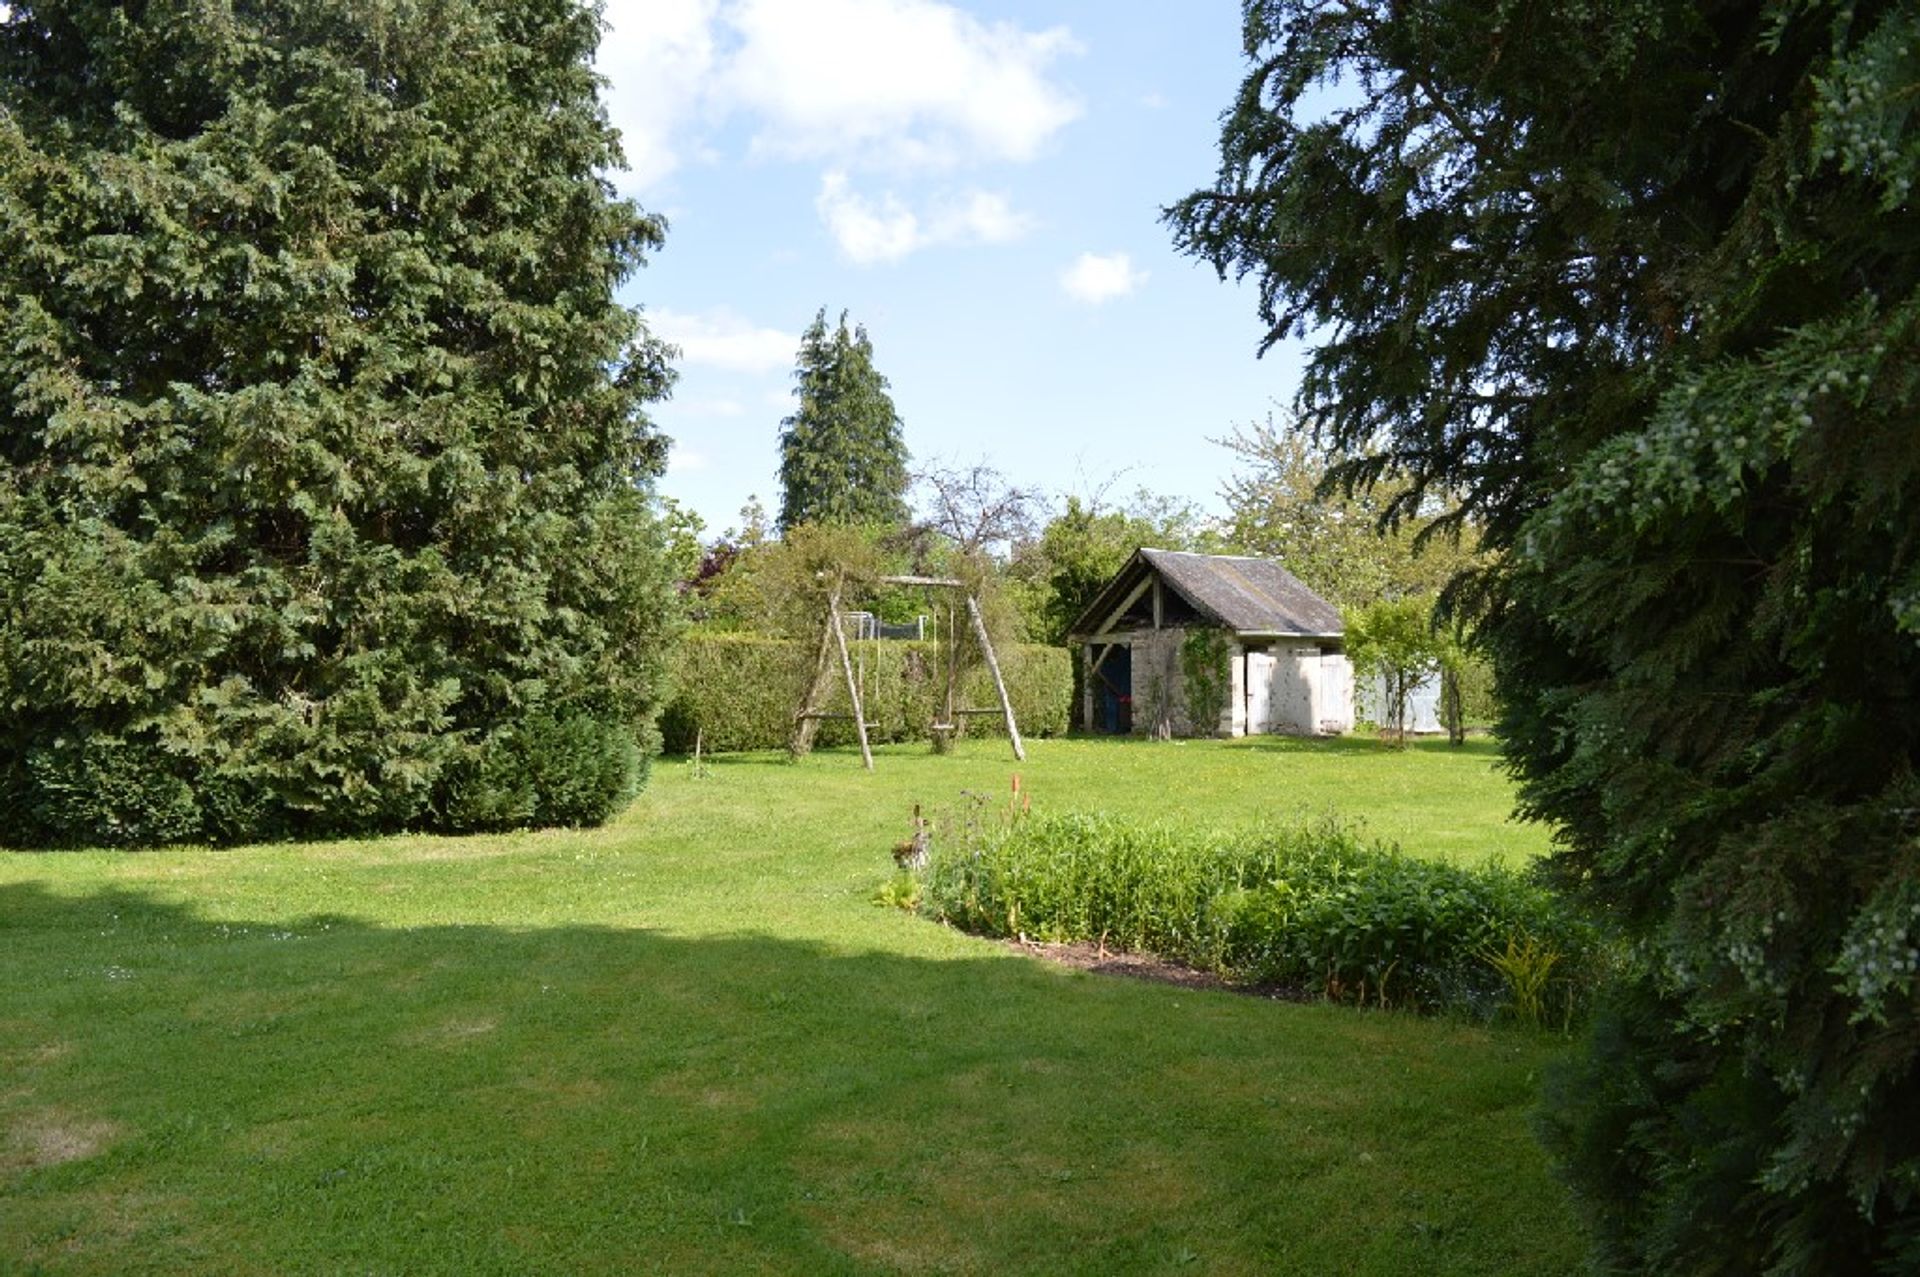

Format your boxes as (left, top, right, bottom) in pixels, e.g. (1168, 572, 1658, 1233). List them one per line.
(1218, 415, 1478, 609)
(1342, 598, 1443, 747)
(912, 460, 1041, 558)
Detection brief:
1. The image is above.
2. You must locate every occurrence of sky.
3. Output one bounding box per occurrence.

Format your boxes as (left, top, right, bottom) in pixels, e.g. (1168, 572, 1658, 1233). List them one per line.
(597, 0, 1306, 538)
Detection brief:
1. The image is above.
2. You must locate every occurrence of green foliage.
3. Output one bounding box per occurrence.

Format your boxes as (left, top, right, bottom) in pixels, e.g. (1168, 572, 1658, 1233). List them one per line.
(920, 810, 1603, 1020)
(1179, 627, 1233, 734)
(700, 522, 889, 638)
(1218, 416, 1480, 610)
(659, 632, 1071, 754)
(1006, 493, 1220, 645)
(1344, 598, 1445, 746)
(871, 870, 922, 911)
(1482, 935, 1562, 1031)
(0, 0, 679, 846)
(20, 733, 202, 849)
(656, 496, 709, 590)
(777, 309, 910, 532)
(1173, 0, 1920, 1268)
(438, 711, 642, 832)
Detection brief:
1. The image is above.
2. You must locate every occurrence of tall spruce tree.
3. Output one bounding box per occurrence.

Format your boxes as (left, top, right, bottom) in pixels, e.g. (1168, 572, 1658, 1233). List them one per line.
(0, 0, 681, 845)
(776, 309, 909, 531)
(1172, 2, 1919, 1271)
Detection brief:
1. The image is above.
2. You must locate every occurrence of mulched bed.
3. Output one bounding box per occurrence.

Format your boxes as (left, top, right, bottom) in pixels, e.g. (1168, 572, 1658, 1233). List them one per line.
(1003, 936, 1316, 1003)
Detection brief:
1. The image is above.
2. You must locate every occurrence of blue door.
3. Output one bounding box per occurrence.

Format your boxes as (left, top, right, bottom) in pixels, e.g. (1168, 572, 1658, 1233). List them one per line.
(1094, 644, 1132, 734)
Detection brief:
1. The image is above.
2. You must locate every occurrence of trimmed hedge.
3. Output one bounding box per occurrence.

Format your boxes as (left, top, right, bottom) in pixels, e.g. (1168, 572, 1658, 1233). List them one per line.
(660, 632, 1071, 753)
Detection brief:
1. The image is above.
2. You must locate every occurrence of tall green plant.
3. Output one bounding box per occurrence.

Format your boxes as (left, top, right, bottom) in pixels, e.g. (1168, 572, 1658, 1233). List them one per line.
(1172, 1, 1920, 1269)
(0, 0, 679, 845)
(777, 310, 910, 532)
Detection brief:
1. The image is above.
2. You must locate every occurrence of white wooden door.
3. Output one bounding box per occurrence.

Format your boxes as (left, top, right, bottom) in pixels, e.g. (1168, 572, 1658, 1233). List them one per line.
(1319, 655, 1355, 733)
(1245, 651, 1274, 733)
(1275, 649, 1318, 733)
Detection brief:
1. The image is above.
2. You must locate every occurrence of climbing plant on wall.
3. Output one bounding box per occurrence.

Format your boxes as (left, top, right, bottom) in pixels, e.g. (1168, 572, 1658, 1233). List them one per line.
(1180, 628, 1233, 736)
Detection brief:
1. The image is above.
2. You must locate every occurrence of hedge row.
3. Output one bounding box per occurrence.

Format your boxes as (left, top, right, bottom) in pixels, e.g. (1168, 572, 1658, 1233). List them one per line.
(660, 632, 1071, 753)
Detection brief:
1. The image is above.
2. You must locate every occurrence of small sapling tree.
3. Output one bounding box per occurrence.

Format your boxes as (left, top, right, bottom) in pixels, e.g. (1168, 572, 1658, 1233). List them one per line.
(1343, 599, 1444, 747)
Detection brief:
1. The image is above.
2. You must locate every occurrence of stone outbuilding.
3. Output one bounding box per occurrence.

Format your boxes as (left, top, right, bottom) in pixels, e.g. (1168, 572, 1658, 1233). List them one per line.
(1066, 548, 1355, 738)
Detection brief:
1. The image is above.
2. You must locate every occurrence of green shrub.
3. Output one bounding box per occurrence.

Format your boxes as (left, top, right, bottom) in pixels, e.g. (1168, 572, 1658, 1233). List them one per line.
(439, 711, 641, 832)
(21, 734, 202, 849)
(660, 632, 1071, 753)
(921, 810, 1605, 1020)
(0, 4, 678, 849)
(519, 713, 642, 828)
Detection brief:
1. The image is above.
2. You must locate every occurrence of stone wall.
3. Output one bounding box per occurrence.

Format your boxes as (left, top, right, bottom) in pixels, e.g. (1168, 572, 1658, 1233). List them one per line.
(1127, 626, 1237, 739)
(1129, 626, 1184, 738)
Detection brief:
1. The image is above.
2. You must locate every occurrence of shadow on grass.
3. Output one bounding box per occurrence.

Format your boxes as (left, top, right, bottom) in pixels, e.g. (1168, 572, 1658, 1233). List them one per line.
(0, 881, 1579, 1277)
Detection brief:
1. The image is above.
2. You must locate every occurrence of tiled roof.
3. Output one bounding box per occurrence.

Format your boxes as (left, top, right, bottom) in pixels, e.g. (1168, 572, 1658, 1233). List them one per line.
(1067, 549, 1344, 638)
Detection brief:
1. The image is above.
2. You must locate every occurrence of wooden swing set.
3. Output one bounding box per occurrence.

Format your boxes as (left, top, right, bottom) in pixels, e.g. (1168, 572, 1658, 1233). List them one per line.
(790, 573, 1025, 770)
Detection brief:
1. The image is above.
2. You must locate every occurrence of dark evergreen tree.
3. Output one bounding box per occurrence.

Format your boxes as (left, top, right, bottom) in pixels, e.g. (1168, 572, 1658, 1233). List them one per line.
(0, 0, 681, 845)
(776, 309, 909, 531)
(1171, 2, 1919, 1271)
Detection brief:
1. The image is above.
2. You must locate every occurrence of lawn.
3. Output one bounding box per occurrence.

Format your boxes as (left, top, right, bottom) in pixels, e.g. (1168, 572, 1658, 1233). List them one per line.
(1, 736, 1581, 1275)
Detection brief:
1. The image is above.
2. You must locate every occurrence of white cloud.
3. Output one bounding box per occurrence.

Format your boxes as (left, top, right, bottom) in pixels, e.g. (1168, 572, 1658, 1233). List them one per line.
(816, 171, 1035, 264)
(667, 447, 712, 475)
(1060, 252, 1147, 304)
(597, 0, 1080, 194)
(596, 0, 721, 191)
(723, 0, 1081, 171)
(649, 308, 796, 375)
(816, 174, 923, 265)
(943, 189, 1033, 244)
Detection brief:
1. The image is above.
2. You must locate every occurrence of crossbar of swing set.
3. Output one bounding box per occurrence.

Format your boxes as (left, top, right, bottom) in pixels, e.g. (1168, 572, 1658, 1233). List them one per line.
(874, 574, 964, 588)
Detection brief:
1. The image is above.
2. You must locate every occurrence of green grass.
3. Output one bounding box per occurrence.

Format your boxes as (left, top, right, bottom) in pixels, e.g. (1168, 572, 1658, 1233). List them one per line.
(1, 736, 1579, 1275)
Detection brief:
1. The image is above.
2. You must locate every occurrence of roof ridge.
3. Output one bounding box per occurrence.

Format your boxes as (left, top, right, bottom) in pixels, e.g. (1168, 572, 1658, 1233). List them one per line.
(1143, 548, 1271, 562)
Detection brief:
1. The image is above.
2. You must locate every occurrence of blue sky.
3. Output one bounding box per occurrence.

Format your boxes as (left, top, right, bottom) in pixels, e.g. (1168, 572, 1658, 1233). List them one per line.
(596, 1, 1301, 537)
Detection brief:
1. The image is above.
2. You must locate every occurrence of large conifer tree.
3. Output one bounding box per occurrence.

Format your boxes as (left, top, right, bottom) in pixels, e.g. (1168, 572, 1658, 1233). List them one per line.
(0, 0, 680, 845)
(776, 309, 909, 532)
(1173, 1, 1918, 1270)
